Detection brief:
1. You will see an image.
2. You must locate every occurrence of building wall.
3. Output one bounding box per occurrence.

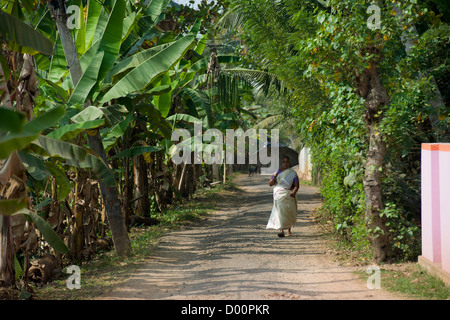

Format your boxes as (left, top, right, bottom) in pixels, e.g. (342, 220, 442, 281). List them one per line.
(297, 147, 312, 181)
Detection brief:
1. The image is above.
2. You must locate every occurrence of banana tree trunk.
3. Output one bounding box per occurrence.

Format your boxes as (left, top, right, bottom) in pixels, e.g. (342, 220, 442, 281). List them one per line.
(134, 154, 150, 216)
(0, 215, 14, 287)
(0, 55, 14, 287)
(48, 1, 82, 87)
(133, 120, 150, 216)
(50, 1, 131, 256)
(73, 171, 85, 262)
(212, 164, 220, 182)
(0, 52, 35, 286)
(122, 157, 131, 232)
(223, 163, 227, 184)
(0, 152, 28, 287)
(178, 163, 188, 196)
(87, 131, 132, 256)
(186, 165, 194, 196)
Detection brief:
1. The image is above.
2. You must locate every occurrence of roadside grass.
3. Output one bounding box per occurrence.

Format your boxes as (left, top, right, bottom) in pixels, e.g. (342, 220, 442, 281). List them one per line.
(33, 176, 241, 300)
(314, 206, 450, 300)
(355, 263, 450, 300)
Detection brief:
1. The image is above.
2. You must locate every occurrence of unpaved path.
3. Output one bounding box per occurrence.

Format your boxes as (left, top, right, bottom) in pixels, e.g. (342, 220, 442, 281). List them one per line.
(100, 174, 402, 300)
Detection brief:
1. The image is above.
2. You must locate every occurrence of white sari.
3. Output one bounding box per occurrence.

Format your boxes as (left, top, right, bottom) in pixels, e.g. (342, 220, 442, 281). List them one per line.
(266, 168, 298, 230)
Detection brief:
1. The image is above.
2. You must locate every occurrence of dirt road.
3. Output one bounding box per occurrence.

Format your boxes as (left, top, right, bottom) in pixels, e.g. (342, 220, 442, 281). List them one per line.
(100, 174, 401, 300)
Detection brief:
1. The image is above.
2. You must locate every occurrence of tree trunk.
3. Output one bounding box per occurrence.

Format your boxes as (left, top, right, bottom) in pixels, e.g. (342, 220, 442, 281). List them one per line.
(223, 163, 227, 184)
(172, 163, 182, 194)
(357, 59, 392, 262)
(87, 131, 132, 256)
(73, 172, 84, 263)
(48, 1, 82, 87)
(49, 1, 131, 257)
(212, 164, 220, 182)
(178, 163, 188, 196)
(133, 118, 150, 216)
(186, 165, 194, 196)
(0, 52, 36, 286)
(0, 152, 28, 287)
(122, 157, 131, 232)
(134, 155, 150, 216)
(0, 52, 15, 287)
(0, 215, 15, 287)
(364, 124, 391, 262)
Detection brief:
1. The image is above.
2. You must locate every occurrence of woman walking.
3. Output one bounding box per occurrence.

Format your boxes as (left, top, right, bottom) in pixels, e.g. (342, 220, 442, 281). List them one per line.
(266, 156, 299, 237)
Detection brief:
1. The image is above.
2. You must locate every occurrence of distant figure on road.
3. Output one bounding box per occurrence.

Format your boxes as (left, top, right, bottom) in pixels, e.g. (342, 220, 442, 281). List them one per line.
(248, 165, 258, 176)
(266, 156, 299, 237)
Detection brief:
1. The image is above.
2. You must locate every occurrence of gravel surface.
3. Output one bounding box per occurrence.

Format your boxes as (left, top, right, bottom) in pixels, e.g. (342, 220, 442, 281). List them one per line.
(100, 174, 401, 300)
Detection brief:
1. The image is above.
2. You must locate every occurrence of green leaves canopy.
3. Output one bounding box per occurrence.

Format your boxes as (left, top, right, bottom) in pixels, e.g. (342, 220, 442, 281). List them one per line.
(100, 34, 195, 102)
(0, 10, 53, 55)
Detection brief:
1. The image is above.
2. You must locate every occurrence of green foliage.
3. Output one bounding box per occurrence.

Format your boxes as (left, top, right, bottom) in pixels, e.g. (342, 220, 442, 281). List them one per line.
(100, 34, 195, 102)
(0, 10, 53, 55)
(110, 145, 163, 159)
(18, 209, 69, 254)
(380, 203, 421, 261)
(0, 106, 65, 160)
(0, 198, 28, 215)
(228, 0, 449, 261)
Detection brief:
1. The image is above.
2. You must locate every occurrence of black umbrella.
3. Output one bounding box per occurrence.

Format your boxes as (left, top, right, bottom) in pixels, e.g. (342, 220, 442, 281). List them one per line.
(251, 143, 299, 168)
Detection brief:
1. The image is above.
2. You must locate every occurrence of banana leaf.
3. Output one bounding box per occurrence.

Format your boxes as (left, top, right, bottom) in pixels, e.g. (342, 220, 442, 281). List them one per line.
(46, 119, 105, 140)
(100, 34, 195, 103)
(46, 161, 71, 201)
(33, 136, 116, 186)
(145, 0, 172, 23)
(22, 106, 66, 134)
(153, 72, 172, 118)
(0, 131, 40, 160)
(18, 208, 69, 254)
(111, 146, 163, 159)
(103, 43, 171, 84)
(104, 112, 134, 139)
(0, 107, 26, 133)
(0, 198, 28, 215)
(70, 105, 104, 123)
(85, 0, 103, 49)
(0, 11, 53, 55)
(0, 106, 65, 160)
(68, 50, 105, 105)
(19, 151, 51, 181)
(166, 113, 202, 125)
(95, 0, 126, 82)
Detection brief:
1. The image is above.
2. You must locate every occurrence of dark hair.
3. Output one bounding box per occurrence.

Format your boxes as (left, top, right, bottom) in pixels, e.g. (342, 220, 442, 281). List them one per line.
(281, 155, 290, 163)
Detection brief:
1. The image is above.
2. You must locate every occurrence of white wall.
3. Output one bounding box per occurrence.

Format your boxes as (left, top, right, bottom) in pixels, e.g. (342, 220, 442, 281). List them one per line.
(297, 147, 312, 180)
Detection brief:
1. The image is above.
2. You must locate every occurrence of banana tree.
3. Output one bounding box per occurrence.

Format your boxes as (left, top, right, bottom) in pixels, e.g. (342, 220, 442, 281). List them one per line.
(0, 7, 68, 287)
(0, 26, 60, 289)
(41, 0, 208, 255)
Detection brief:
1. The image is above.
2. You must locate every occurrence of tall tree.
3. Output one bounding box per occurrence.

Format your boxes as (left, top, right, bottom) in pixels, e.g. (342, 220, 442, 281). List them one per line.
(225, 0, 448, 261)
(47, 0, 132, 256)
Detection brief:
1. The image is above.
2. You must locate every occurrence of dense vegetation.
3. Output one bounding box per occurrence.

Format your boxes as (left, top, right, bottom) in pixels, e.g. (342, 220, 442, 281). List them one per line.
(222, 0, 449, 261)
(0, 0, 258, 294)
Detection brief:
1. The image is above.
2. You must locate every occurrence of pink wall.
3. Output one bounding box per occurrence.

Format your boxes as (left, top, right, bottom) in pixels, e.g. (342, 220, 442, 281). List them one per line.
(421, 143, 450, 272)
(439, 145, 450, 272)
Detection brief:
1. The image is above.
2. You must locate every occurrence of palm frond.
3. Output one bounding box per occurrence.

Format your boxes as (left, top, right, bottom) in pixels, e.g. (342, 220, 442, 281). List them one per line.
(214, 4, 245, 33)
(222, 67, 289, 98)
(252, 114, 283, 130)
